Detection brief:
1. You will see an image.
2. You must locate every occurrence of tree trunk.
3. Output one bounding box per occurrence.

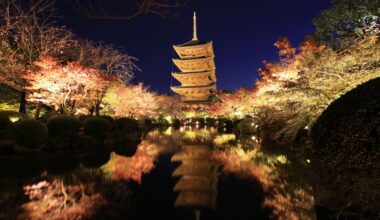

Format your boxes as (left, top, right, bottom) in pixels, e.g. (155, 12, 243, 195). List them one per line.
(35, 101, 42, 119)
(89, 106, 95, 116)
(19, 91, 26, 114)
(95, 102, 100, 116)
(60, 105, 65, 114)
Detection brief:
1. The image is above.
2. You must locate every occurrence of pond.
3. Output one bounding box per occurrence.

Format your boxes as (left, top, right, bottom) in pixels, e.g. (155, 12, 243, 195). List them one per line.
(0, 125, 316, 220)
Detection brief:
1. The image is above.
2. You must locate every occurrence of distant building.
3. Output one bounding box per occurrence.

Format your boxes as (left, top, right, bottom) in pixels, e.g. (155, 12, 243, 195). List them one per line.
(171, 12, 217, 103)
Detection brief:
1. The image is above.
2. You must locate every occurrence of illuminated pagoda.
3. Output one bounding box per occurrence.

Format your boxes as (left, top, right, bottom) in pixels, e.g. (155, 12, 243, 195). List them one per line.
(171, 12, 217, 102)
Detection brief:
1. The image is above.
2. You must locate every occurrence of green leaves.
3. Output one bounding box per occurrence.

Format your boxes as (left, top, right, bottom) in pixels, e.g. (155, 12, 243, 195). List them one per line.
(313, 0, 380, 47)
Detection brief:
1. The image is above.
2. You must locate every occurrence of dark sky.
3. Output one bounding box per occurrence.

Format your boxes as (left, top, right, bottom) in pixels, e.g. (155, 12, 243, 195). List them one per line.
(57, 0, 331, 94)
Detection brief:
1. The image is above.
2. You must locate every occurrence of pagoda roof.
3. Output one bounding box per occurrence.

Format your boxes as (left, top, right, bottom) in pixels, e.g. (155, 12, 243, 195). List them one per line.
(171, 85, 216, 102)
(173, 41, 214, 59)
(175, 39, 209, 47)
(172, 70, 216, 86)
(173, 56, 215, 73)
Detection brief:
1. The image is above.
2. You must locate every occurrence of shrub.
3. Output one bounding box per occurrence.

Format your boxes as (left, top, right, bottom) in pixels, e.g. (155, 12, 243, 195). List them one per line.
(39, 112, 59, 123)
(47, 115, 82, 139)
(206, 118, 216, 126)
(100, 115, 114, 124)
(83, 117, 111, 139)
(113, 118, 140, 133)
(81, 150, 110, 168)
(143, 118, 153, 127)
(236, 118, 257, 134)
(0, 111, 25, 130)
(217, 118, 234, 133)
(172, 118, 180, 129)
(78, 114, 91, 122)
(0, 140, 14, 155)
(6, 119, 48, 148)
(47, 153, 80, 175)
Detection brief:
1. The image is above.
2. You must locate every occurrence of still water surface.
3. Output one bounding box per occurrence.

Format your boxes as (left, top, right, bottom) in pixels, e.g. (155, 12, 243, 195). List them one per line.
(0, 126, 315, 219)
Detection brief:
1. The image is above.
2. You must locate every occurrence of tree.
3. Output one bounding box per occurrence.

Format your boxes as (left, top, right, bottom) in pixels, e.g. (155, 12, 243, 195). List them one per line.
(0, 0, 76, 113)
(75, 40, 139, 115)
(22, 56, 111, 115)
(103, 82, 159, 119)
(252, 35, 380, 144)
(208, 89, 254, 119)
(313, 0, 380, 47)
(156, 94, 182, 118)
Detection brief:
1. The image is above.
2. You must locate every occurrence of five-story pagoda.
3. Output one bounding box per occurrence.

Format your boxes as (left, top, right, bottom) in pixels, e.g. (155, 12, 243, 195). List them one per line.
(171, 12, 217, 102)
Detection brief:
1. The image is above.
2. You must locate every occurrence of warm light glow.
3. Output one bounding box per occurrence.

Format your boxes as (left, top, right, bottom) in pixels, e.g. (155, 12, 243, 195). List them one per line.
(163, 127, 172, 135)
(9, 116, 21, 123)
(276, 155, 288, 164)
(165, 116, 172, 124)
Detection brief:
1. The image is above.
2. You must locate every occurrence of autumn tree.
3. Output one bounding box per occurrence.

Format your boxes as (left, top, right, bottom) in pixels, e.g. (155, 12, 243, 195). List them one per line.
(156, 94, 182, 118)
(75, 40, 139, 115)
(208, 89, 254, 119)
(22, 56, 111, 115)
(0, 0, 76, 113)
(103, 82, 159, 119)
(252, 35, 380, 144)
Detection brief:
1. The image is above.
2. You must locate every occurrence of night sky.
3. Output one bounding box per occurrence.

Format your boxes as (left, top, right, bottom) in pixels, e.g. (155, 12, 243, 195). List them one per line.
(57, 0, 331, 94)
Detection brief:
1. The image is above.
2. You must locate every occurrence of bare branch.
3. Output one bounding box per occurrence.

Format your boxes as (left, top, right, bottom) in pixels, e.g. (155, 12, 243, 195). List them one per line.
(66, 0, 189, 20)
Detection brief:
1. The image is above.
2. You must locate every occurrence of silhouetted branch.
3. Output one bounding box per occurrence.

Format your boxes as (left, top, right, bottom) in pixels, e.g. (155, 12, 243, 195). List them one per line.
(66, 0, 189, 20)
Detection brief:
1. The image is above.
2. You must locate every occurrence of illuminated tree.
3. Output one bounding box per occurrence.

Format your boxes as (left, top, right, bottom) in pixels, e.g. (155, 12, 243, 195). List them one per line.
(75, 40, 139, 115)
(0, 0, 76, 113)
(252, 35, 380, 143)
(103, 82, 159, 119)
(156, 94, 182, 118)
(208, 89, 254, 119)
(22, 56, 111, 115)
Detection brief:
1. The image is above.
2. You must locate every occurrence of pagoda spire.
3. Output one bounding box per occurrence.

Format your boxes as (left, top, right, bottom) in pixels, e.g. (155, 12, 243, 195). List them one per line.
(192, 12, 198, 41)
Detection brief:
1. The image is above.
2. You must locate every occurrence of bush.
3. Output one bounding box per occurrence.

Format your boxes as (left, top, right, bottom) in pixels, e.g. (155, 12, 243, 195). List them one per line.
(236, 118, 257, 134)
(6, 119, 48, 148)
(0, 140, 14, 155)
(217, 118, 234, 133)
(39, 112, 59, 123)
(81, 150, 110, 168)
(143, 118, 153, 127)
(0, 111, 25, 130)
(100, 115, 114, 124)
(83, 117, 111, 139)
(47, 115, 82, 139)
(172, 118, 181, 129)
(205, 118, 216, 126)
(113, 118, 140, 133)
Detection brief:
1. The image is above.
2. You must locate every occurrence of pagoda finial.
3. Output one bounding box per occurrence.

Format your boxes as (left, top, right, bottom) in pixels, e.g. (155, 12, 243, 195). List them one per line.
(192, 11, 198, 41)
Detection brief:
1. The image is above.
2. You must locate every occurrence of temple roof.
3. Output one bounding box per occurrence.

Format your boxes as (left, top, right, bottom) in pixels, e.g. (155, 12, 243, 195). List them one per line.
(173, 41, 214, 59)
(171, 84, 216, 101)
(175, 39, 208, 47)
(172, 70, 216, 86)
(173, 56, 215, 73)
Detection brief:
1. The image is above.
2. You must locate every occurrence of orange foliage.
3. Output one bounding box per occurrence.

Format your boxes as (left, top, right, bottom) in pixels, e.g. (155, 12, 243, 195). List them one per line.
(208, 88, 255, 118)
(22, 56, 111, 113)
(102, 141, 159, 183)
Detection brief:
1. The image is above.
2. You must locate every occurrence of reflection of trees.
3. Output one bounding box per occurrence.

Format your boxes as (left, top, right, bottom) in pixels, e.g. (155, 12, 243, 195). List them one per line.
(211, 146, 315, 220)
(2, 169, 134, 219)
(102, 140, 160, 183)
